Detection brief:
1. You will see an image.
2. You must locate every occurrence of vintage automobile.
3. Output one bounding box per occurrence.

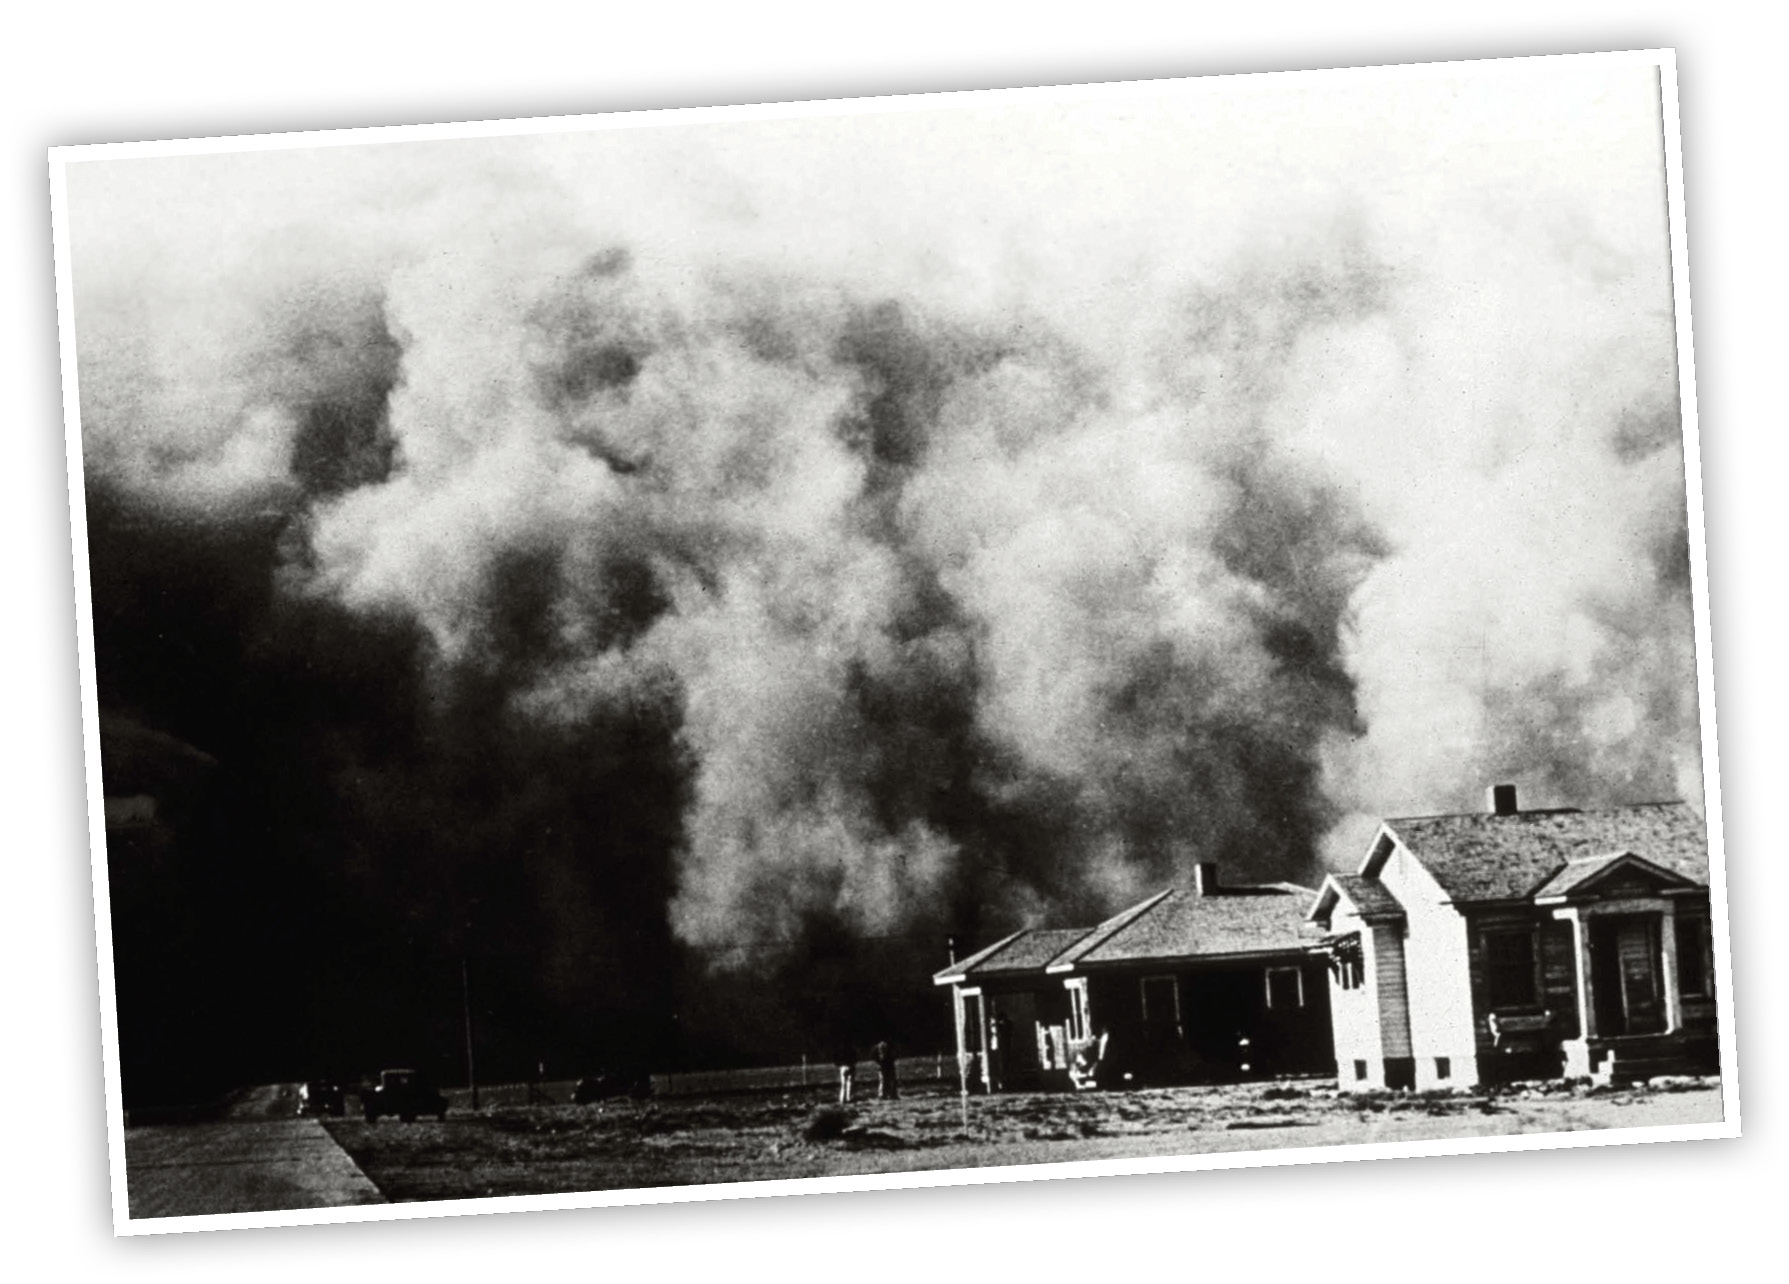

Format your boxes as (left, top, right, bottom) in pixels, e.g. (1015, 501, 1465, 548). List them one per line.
(297, 1079, 346, 1117)
(363, 1068, 449, 1122)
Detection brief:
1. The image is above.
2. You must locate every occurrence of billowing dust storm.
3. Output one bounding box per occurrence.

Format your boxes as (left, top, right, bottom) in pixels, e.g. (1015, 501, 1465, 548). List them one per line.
(67, 69, 1699, 971)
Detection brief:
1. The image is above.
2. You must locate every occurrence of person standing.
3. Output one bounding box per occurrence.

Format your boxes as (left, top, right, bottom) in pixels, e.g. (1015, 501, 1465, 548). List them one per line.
(833, 1042, 856, 1104)
(873, 1039, 899, 1100)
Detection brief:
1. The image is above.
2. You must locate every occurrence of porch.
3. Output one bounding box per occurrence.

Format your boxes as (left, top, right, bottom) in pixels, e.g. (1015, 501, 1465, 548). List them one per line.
(1549, 895, 1717, 1084)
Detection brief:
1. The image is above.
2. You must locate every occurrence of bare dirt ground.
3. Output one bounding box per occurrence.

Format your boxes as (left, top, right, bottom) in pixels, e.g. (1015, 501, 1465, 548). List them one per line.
(319, 1076, 1723, 1204)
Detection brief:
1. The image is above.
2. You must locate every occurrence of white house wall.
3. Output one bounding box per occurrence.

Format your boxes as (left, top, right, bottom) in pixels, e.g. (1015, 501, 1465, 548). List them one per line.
(1375, 836, 1479, 1088)
(1324, 902, 1382, 1088)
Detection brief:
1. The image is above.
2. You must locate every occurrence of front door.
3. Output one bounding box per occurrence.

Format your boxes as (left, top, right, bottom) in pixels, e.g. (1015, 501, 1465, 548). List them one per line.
(988, 992, 1040, 1088)
(1589, 915, 1666, 1037)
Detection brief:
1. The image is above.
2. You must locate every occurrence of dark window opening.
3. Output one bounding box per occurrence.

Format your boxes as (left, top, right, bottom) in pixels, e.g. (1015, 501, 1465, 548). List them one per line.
(1266, 967, 1304, 1009)
(1484, 929, 1539, 1009)
(961, 994, 983, 1053)
(1141, 976, 1180, 1023)
(1435, 1057, 1451, 1081)
(1331, 935, 1366, 991)
(1353, 1060, 1368, 1081)
(1676, 918, 1711, 998)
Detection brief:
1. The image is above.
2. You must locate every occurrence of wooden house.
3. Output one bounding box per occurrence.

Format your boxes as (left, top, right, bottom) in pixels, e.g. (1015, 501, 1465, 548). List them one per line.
(933, 864, 1334, 1092)
(1308, 785, 1719, 1091)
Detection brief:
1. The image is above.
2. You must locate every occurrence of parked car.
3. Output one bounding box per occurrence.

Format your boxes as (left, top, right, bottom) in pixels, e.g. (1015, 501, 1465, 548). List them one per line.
(297, 1079, 346, 1117)
(364, 1068, 448, 1122)
(572, 1069, 653, 1103)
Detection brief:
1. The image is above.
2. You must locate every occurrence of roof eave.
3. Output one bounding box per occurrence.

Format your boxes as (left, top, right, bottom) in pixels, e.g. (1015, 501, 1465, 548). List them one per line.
(1534, 883, 1708, 908)
(931, 929, 1028, 985)
(1358, 826, 1399, 879)
(1067, 945, 1317, 969)
(1450, 896, 1544, 911)
(1306, 877, 1343, 924)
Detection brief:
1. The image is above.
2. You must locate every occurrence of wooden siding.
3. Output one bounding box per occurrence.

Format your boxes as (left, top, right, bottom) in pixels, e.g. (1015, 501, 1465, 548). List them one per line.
(1459, 910, 1579, 1083)
(1372, 923, 1413, 1058)
(1676, 906, 1718, 1033)
(1540, 920, 1581, 1038)
(1465, 910, 1573, 1056)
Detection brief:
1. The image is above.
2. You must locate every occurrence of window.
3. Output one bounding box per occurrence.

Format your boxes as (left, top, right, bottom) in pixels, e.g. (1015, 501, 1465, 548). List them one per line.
(1353, 1060, 1368, 1081)
(1483, 929, 1539, 1009)
(1067, 980, 1091, 1041)
(1435, 1057, 1451, 1081)
(1265, 966, 1304, 1009)
(1676, 917, 1711, 998)
(1330, 934, 1365, 990)
(1141, 975, 1180, 1023)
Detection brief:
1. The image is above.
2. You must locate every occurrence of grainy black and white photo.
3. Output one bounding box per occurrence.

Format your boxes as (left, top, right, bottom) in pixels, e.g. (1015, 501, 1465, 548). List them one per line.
(51, 51, 1734, 1231)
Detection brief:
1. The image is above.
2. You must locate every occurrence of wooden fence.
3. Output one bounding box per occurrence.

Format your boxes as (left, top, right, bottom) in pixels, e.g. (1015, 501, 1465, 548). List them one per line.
(441, 1054, 962, 1108)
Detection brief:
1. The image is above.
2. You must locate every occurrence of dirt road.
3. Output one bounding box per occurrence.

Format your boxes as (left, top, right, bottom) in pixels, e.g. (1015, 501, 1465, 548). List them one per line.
(125, 1117, 387, 1219)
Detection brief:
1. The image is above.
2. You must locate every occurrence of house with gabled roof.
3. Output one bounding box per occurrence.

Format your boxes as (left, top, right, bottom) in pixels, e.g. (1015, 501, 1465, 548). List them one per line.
(933, 864, 1333, 1092)
(1308, 784, 1719, 1092)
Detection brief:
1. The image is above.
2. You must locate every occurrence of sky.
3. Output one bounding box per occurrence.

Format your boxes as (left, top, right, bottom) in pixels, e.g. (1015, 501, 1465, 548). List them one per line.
(59, 56, 1701, 1077)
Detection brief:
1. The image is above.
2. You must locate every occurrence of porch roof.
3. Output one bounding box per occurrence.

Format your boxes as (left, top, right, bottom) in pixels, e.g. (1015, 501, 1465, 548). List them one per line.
(1530, 850, 1703, 901)
(1380, 801, 1708, 904)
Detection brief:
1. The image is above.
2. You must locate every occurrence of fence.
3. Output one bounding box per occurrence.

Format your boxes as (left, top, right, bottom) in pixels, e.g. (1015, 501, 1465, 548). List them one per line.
(440, 1053, 962, 1109)
(652, 1053, 958, 1098)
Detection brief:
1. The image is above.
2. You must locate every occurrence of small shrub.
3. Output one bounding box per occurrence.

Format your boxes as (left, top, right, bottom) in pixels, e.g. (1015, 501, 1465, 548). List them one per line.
(802, 1106, 851, 1142)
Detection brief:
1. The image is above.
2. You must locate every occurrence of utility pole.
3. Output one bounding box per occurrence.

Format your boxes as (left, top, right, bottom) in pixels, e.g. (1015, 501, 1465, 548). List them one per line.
(461, 955, 479, 1110)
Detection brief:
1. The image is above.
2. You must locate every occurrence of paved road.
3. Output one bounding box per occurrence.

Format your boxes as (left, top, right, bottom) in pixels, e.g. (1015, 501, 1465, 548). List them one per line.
(125, 1118, 387, 1219)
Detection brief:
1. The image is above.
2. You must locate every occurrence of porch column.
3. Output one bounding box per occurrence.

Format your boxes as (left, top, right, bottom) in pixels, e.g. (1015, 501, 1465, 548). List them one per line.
(1659, 903, 1683, 1034)
(1568, 908, 1598, 1040)
(953, 989, 968, 1077)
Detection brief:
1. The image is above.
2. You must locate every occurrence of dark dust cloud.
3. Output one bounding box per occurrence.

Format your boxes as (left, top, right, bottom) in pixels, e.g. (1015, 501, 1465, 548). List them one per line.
(67, 69, 1700, 1091)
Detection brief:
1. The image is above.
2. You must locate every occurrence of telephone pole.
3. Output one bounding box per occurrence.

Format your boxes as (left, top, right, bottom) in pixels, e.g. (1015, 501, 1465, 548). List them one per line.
(461, 955, 479, 1110)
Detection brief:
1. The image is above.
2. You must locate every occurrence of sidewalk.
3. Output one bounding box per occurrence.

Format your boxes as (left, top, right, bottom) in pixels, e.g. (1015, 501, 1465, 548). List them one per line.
(125, 1118, 387, 1219)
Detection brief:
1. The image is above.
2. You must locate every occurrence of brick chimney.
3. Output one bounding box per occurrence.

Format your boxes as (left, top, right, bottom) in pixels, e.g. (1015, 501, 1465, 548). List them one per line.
(1193, 862, 1220, 896)
(1487, 784, 1518, 816)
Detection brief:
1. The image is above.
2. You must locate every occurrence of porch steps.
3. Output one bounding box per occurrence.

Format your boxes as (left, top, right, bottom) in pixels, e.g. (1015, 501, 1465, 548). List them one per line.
(1592, 1033, 1719, 1086)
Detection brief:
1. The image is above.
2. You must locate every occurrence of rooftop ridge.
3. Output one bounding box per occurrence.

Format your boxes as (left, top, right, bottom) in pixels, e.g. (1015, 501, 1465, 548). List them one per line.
(1045, 888, 1174, 972)
(1380, 801, 1708, 904)
(1384, 799, 1689, 825)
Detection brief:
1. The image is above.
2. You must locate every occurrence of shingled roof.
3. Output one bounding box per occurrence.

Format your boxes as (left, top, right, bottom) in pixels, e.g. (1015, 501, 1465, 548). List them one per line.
(1050, 883, 1318, 969)
(931, 927, 1090, 985)
(1379, 802, 1708, 904)
(1327, 872, 1405, 919)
